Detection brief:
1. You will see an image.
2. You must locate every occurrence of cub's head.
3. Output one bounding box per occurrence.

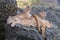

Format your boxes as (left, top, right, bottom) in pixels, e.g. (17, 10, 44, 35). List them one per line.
(24, 6, 31, 13)
(7, 16, 21, 27)
(39, 11, 47, 19)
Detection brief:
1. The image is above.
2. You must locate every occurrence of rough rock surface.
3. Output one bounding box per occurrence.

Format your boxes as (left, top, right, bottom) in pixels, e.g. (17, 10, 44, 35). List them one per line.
(4, 24, 44, 40)
(46, 27, 60, 40)
(0, 0, 17, 40)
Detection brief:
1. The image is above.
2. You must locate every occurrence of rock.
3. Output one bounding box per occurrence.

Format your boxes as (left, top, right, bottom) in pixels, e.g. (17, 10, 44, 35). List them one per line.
(0, 0, 17, 40)
(4, 24, 44, 40)
(45, 26, 60, 40)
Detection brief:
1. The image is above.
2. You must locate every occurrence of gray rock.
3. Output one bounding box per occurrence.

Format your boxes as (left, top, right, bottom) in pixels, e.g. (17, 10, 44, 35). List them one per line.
(4, 24, 44, 40)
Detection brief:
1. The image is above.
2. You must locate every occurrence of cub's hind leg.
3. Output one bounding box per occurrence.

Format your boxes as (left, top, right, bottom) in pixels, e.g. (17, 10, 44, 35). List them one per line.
(41, 24, 46, 38)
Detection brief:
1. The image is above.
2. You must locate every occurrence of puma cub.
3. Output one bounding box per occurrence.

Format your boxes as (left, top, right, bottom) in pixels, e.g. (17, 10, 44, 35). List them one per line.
(39, 11, 52, 38)
(7, 9, 52, 38)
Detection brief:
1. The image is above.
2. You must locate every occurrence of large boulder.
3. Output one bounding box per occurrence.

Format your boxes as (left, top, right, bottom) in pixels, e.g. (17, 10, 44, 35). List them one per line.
(4, 24, 44, 40)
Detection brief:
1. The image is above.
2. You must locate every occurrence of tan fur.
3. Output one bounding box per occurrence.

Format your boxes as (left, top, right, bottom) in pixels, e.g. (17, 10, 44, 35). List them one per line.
(7, 6, 32, 26)
(31, 14, 42, 32)
(41, 20, 52, 38)
(31, 12, 52, 38)
(7, 15, 37, 27)
(39, 11, 52, 38)
(7, 10, 52, 38)
(16, 6, 31, 19)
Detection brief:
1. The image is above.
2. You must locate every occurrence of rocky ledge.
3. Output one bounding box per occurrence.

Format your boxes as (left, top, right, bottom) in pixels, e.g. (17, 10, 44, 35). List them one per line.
(4, 22, 60, 40)
(4, 24, 44, 40)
